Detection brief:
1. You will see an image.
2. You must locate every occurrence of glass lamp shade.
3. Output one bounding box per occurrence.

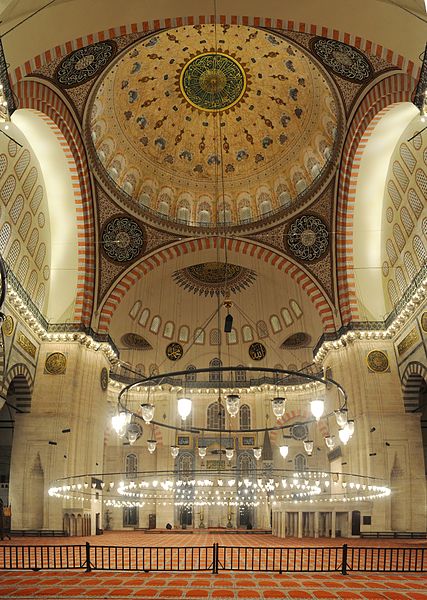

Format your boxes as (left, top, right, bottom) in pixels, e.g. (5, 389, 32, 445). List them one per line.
(112, 413, 126, 434)
(198, 446, 207, 459)
(279, 445, 289, 459)
(226, 394, 240, 417)
(272, 397, 286, 418)
(334, 409, 348, 428)
(140, 403, 155, 424)
(147, 439, 157, 454)
(338, 427, 350, 445)
(346, 420, 355, 436)
(310, 399, 324, 421)
(303, 440, 314, 456)
(253, 447, 262, 460)
(225, 447, 234, 460)
(127, 423, 141, 445)
(324, 435, 335, 450)
(171, 445, 180, 458)
(177, 397, 192, 420)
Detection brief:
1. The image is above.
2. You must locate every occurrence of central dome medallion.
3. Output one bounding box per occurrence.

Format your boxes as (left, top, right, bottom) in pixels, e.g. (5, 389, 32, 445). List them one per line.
(180, 52, 247, 111)
(88, 25, 342, 230)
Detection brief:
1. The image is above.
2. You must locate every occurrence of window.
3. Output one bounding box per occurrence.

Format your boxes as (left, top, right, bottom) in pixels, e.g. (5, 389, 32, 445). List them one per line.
(178, 326, 190, 343)
(129, 301, 141, 320)
(238, 452, 255, 478)
(281, 308, 293, 326)
(210, 328, 221, 346)
(6, 239, 20, 268)
(185, 365, 197, 382)
(239, 404, 251, 430)
(395, 267, 407, 294)
(150, 316, 161, 334)
(194, 328, 205, 344)
(0, 222, 11, 254)
(178, 452, 193, 477)
(163, 321, 174, 339)
(290, 300, 302, 318)
(242, 325, 254, 342)
(235, 365, 246, 382)
(209, 358, 222, 382)
(294, 454, 307, 472)
(10, 196, 24, 223)
(125, 454, 137, 478)
(139, 308, 150, 326)
(404, 252, 417, 279)
(226, 328, 237, 344)
(413, 236, 426, 266)
(393, 223, 405, 252)
(207, 402, 225, 430)
(256, 320, 268, 338)
(123, 507, 138, 526)
(270, 315, 282, 333)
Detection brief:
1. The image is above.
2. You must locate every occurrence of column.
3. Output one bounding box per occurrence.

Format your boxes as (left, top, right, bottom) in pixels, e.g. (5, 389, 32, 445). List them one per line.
(297, 511, 303, 538)
(281, 511, 286, 538)
(348, 511, 353, 538)
(314, 511, 319, 538)
(331, 510, 336, 538)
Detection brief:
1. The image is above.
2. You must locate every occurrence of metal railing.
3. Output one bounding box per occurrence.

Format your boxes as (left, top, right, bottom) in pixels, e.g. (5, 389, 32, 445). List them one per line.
(0, 542, 426, 574)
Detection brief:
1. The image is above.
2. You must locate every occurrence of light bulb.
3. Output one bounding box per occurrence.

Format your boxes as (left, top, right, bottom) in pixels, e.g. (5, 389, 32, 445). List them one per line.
(147, 440, 157, 454)
(334, 409, 348, 428)
(171, 445, 179, 458)
(303, 440, 314, 456)
(198, 446, 207, 459)
(339, 427, 350, 445)
(140, 403, 155, 424)
(324, 435, 335, 450)
(112, 413, 126, 434)
(177, 397, 192, 420)
(271, 397, 286, 418)
(347, 420, 355, 437)
(225, 447, 234, 460)
(311, 399, 324, 421)
(253, 447, 262, 460)
(279, 445, 289, 459)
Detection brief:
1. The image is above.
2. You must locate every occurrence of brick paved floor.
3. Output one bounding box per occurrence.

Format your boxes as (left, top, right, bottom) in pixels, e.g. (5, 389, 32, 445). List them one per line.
(0, 533, 425, 600)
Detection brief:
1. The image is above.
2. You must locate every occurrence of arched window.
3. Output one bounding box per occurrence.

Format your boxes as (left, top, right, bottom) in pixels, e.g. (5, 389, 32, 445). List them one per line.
(178, 452, 193, 477)
(239, 205, 251, 221)
(125, 454, 138, 478)
(239, 404, 251, 430)
(27, 270, 37, 295)
(139, 308, 150, 327)
(210, 328, 221, 346)
(17, 256, 29, 283)
(209, 358, 222, 382)
(256, 320, 268, 338)
(18, 212, 31, 240)
(393, 223, 405, 252)
(238, 452, 255, 478)
(395, 267, 407, 294)
(129, 301, 142, 320)
(6, 239, 20, 268)
(290, 300, 302, 318)
(226, 328, 237, 344)
(0, 222, 11, 254)
(242, 325, 254, 342)
(9, 195, 24, 223)
(413, 236, 427, 266)
(281, 308, 293, 326)
(270, 315, 282, 334)
(150, 316, 161, 334)
(400, 207, 414, 236)
(35, 283, 45, 309)
(294, 454, 306, 472)
(235, 365, 246, 382)
(404, 252, 417, 279)
(388, 280, 399, 306)
(177, 206, 190, 222)
(163, 321, 174, 339)
(386, 239, 398, 265)
(185, 365, 197, 382)
(179, 326, 190, 343)
(207, 402, 225, 429)
(194, 328, 205, 344)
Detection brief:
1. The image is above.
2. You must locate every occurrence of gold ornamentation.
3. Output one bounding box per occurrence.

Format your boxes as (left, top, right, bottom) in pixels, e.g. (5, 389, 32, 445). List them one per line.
(166, 342, 184, 361)
(421, 312, 427, 332)
(100, 367, 109, 391)
(249, 342, 267, 361)
(2, 315, 14, 337)
(45, 352, 67, 375)
(367, 350, 389, 373)
(17, 331, 36, 358)
(397, 328, 420, 356)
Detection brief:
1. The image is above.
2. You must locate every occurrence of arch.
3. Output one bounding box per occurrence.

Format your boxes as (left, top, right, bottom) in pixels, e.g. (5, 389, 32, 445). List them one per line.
(336, 74, 416, 324)
(98, 237, 336, 334)
(294, 453, 307, 471)
(401, 362, 427, 413)
(207, 401, 225, 430)
(10, 17, 419, 89)
(270, 409, 329, 444)
(239, 404, 251, 430)
(2, 363, 34, 399)
(125, 453, 138, 477)
(12, 82, 95, 325)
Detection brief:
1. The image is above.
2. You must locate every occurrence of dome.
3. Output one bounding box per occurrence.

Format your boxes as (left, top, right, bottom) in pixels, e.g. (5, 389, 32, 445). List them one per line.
(87, 24, 343, 229)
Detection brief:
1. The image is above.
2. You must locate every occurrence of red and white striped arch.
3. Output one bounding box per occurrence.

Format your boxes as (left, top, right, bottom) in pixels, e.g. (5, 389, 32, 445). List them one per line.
(13, 80, 95, 326)
(97, 237, 336, 334)
(10, 15, 419, 85)
(335, 73, 415, 325)
(270, 409, 329, 446)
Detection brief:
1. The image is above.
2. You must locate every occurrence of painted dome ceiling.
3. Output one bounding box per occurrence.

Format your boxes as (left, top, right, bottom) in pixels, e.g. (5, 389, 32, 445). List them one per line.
(88, 24, 343, 229)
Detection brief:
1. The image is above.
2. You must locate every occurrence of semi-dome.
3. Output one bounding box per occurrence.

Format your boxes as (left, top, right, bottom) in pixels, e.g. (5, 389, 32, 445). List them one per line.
(87, 24, 343, 229)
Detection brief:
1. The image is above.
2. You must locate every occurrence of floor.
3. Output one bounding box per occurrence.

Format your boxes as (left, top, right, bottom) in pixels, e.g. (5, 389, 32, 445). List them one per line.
(0, 533, 426, 600)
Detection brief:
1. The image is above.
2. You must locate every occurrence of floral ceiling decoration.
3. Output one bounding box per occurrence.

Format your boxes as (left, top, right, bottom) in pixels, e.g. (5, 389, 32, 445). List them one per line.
(101, 216, 146, 263)
(310, 37, 373, 83)
(55, 41, 117, 88)
(172, 262, 257, 297)
(285, 214, 329, 262)
(87, 24, 343, 229)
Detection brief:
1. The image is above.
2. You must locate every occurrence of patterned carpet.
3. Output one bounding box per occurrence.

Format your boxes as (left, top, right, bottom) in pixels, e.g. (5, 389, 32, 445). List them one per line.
(0, 533, 426, 600)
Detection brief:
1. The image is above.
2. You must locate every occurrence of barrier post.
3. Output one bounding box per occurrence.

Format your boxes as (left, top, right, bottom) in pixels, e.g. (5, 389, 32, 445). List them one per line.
(341, 544, 348, 575)
(85, 542, 92, 573)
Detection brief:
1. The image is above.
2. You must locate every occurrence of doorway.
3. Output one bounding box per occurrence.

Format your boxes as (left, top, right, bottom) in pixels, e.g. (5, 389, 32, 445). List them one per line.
(351, 510, 361, 536)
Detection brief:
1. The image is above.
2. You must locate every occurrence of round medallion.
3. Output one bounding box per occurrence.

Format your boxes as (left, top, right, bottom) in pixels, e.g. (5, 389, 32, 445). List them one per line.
(286, 215, 329, 261)
(100, 367, 109, 391)
(45, 352, 67, 375)
(367, 350, 389, 373)
(421, 312, 427, 332)
(102, 217, 145, 263)
(2, 315, 14, 337)
(310, 37, 373, 83)
(56, 41, 116, 87)
(180, 52, 246, 112)
(248, 342, 267, 361)
(166, 342, 184, 361)
(291, 423, 308, 441)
